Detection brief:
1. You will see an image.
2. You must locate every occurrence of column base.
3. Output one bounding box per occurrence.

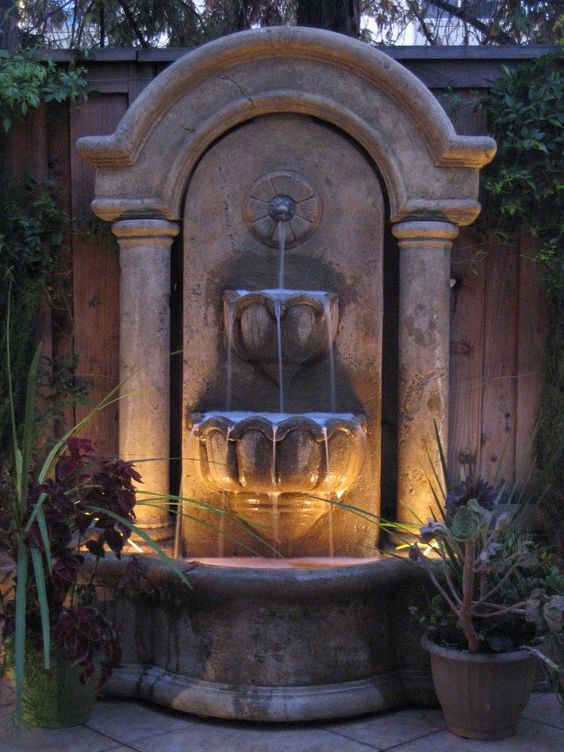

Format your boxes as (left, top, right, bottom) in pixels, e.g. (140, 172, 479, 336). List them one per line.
(130, 523, 175, 545)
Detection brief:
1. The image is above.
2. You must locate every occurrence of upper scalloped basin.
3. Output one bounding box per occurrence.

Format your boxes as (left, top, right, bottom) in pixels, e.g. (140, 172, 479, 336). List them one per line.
(192, 411, 366, 494)
(225, 289, 339, 381)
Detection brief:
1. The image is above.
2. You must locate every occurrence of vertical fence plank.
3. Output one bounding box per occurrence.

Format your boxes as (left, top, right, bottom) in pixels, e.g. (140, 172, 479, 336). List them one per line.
(46, 101, 76, 437)
(128, 61, 156, 104)
(6, 106, 55, 442)
(515, 238, 546, 480)
(479, 242, 519, 485)
(448, 228, 487, 480)
(69, 92, 128, 455)
(6, 105, 49, 180)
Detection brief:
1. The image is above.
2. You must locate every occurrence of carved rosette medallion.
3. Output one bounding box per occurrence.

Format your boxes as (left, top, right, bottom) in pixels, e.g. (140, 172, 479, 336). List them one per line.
(243, 171, 321, 247)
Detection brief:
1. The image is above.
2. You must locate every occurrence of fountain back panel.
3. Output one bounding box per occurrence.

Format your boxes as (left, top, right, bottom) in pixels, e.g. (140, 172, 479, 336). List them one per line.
(182, 114, 383, 558)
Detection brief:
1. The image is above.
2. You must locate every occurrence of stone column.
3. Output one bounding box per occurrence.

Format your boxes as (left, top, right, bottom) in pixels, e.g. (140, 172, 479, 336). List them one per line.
(112, 219, 179, 540)
(392, 221, 459, 529)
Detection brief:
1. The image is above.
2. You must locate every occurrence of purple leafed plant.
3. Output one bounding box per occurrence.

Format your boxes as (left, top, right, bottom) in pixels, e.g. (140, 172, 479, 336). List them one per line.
(1, 437, 141, 687)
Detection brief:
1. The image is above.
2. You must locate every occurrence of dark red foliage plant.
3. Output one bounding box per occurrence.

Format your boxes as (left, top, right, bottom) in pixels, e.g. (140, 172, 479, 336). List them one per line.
(0, 437, 140, 687)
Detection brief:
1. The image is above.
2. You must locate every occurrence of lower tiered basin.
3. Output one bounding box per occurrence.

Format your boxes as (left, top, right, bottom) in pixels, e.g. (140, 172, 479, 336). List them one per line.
(191, 411, 367, 543)
(92, 556, 435, 721)
(192, 411, 366, 494)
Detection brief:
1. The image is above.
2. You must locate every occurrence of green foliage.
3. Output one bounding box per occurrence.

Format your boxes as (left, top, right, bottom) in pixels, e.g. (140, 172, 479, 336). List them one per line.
(0, 49, 87, 132)
(480, 53, 564, 553)
(0, 338, 192, 721)
(0, 179, 71, 461)
(481, 53, 563, 290)
(0, 50, 88, 468)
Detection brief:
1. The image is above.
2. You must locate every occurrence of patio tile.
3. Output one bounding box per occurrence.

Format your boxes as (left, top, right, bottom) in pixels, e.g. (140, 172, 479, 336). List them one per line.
(0, 724, 121, 752)
(522, 691, 564, 729)
(321, 706, 446, 748)
(128, 721, 381, 751)
(385, 718, 564, 752)
(87, 698, 195, 742)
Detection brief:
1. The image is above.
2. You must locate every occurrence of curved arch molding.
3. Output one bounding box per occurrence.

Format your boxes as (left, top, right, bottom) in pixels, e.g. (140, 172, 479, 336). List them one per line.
(77, 26, 495, 225)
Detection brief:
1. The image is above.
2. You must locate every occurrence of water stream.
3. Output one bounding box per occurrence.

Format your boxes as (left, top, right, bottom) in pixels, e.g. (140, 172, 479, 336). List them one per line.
(321, 425, 334, 558)
(225, 299, 235, 411)
(274, 299, 284, 412)
(277, 220, 286, 291)
(269, 492, 280, 547)
(217, 425, 233, 556)
(219, 214, 343, 556)
(324, 299, 337, 413)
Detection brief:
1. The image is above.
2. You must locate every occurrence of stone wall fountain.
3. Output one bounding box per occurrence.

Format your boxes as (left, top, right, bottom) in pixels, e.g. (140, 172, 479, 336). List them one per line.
(180, 113, 383, 559)
(78, 27, 495, 720)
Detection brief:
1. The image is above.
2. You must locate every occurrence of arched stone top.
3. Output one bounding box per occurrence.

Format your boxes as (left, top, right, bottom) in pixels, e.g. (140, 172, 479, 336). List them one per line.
(77, 26, 496, 225)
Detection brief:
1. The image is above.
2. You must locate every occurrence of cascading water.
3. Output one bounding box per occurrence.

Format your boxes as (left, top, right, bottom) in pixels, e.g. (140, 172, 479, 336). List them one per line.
(277, 220, 286, 291)
(274, 298, 284, 412)
(225, 299, 235, 411)
(217, 425, 233, 557)
(324, 297, 337, 413)
(216, 194, 348, 557)
(270, 199, 292, 415)
(321, 425, 334, 557)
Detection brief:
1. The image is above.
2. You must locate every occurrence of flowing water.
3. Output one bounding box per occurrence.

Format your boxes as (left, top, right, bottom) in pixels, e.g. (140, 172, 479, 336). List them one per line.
(277, 221, 286, 291)
(271, 424, 278, 486)
(218, 215, 344, 556)
(274, 299, 284, 412)
(217, 425, 233, 556)
(324, 299, 337, 412)
(225, 300, 235, 411)
(270, 425, 279, 546)
(321, 425, 334, 558)
(269, 492, 280, 547)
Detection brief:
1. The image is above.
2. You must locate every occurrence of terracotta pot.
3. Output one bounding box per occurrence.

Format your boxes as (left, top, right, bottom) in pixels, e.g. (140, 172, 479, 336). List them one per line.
(422, 634, 536, 740)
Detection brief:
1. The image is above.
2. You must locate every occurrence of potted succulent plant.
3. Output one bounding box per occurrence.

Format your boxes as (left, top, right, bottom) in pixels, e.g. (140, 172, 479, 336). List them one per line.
(401, 433, 563, 740)
(0, 330, 189, 727)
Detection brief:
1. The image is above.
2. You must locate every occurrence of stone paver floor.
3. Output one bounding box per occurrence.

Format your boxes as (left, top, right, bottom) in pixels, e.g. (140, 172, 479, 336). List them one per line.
(1, 679, 562, 752)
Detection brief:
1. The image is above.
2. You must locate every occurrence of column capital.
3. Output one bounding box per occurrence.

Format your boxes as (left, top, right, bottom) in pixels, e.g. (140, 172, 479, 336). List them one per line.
(112, 218, 180, 240)
(392, 220, 459, 244)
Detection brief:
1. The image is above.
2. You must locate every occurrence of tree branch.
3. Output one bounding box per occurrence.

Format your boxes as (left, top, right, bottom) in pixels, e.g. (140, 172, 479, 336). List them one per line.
(116, 0, 149, 48)
(407, 0, 437, 45)
(428, 0, 515, 44)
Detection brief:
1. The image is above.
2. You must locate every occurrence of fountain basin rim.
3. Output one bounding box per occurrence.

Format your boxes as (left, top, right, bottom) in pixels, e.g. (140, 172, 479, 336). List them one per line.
(191, 411, 367, 441)
(225, 289, 338, 317)
(88, 554, 419, 598)
(197, 556, 379, 569)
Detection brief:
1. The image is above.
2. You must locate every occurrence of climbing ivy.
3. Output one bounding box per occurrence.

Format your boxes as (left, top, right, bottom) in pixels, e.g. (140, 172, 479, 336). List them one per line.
(480, 52, 564, 551)
(0, 48, 87, 131)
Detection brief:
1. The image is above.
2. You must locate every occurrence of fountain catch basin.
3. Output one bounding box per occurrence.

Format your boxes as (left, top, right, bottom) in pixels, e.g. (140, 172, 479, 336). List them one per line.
(93, 556, 435, 722)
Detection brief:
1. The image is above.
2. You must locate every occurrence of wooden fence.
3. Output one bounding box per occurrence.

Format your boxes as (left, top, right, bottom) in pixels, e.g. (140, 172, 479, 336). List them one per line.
(6, 45, 551, 492)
